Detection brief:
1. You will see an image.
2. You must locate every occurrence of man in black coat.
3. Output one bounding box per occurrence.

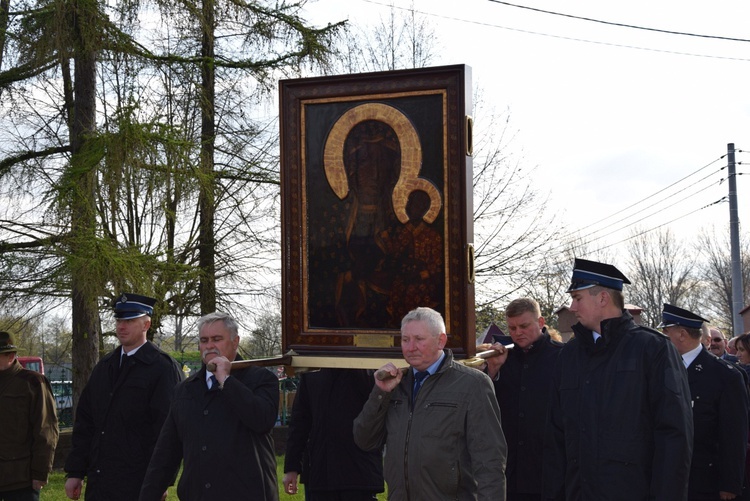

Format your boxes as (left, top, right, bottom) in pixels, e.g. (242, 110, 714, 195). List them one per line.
(543, 259, 693, 501)
(660, 303, 749, 501)
(139, 311, 280, 501)
(283, 368, 384, 501)
(64, 293, 183, 501)
(483, 297, 563, 501)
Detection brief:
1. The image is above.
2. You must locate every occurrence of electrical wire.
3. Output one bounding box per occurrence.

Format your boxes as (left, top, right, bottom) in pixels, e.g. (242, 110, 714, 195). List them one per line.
(573, 176, 727, 250)
(567, 157, 722, 232)
(487, 0, 750, 43)
(361, 0, 750, 62)
(594, 197, 726, 252)
(485, 153, 739, 275)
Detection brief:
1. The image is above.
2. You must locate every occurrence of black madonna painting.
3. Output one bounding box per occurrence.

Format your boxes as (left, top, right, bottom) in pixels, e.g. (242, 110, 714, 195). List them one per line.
(280, 65, 475, 358)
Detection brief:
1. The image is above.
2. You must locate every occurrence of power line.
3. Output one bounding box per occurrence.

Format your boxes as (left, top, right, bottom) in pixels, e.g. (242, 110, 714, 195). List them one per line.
(567, 156, 723, 240)
(595, 197, 726, 252)
(505, 155, 735, 272)
(514, 193, 726, 278)
(573, 173, 726, 250)
(487, 1, 750, 43)
(361, 0, 750, 62)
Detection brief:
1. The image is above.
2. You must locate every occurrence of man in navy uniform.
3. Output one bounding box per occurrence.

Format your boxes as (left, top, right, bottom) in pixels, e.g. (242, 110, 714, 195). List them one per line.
(543, 259, 693, 501)
(64, 293, 182, 501)
(660, 303, 748, 501)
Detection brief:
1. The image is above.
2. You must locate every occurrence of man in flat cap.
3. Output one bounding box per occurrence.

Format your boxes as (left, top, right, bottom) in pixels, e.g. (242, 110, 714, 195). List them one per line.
(65, 293, 182, 501)
(543, 259, 693, 501)
(0, 331, 58, 501)
(660, 304, 748, 501)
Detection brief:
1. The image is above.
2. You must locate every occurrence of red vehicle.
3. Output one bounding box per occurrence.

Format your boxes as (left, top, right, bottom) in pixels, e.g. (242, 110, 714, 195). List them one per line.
(18, 356, 44, 374)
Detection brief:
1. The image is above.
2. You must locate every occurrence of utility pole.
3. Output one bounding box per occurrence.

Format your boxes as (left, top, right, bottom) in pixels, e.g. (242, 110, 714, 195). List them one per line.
(727, 143, 745, 336)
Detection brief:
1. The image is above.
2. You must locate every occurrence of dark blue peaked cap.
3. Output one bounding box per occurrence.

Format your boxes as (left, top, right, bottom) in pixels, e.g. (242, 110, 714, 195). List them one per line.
(658, 303, 708, 329)
(114, 293, 157, 319)
(566, 258, 631, 292)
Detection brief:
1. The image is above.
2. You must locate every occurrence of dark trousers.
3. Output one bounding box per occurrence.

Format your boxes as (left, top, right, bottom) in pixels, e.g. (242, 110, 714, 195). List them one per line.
(0, 487, 40, 501)
(307, 491, 378, 501)
(507, 493, 542, 501)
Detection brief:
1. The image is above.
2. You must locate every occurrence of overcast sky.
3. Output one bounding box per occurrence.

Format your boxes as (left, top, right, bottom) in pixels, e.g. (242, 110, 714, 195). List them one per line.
(302, 0, 750, 260)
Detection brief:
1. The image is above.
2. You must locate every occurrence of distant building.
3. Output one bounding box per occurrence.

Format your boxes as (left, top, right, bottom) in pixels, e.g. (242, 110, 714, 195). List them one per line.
(740, 303, 750, 334)
(478, 323, 506, 344)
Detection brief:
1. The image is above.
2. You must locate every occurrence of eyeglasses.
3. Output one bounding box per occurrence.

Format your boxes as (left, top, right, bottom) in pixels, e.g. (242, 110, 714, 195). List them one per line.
(711, 338, 725, 343)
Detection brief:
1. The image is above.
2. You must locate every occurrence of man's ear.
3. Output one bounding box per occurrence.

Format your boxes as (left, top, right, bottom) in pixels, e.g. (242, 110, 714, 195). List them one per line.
(438, 332, 447, 349)
(538, 316, 546, 329)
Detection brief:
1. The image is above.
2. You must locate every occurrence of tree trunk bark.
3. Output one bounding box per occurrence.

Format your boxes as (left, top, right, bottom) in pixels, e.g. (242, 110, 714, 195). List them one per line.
(68, 0, 101, 416)
(198, 0, 216, 314)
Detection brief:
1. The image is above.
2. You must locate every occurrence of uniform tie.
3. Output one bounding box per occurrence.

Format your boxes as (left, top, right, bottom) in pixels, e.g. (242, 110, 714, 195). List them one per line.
(413, 370, 430, 404)
(114, 350, 125, 382)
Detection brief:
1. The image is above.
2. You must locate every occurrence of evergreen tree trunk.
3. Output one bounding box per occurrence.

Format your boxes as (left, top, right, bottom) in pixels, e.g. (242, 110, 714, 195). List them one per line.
(0, 0, 8, 100)
(68, 0, 101, 415)
(198, 0, 216, 314)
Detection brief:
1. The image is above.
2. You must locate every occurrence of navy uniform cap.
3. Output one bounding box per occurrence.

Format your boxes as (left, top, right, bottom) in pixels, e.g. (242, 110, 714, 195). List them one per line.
(114, 293, 157, 319)
(657, 303, 708, 329)
(567, 258, 631, 292)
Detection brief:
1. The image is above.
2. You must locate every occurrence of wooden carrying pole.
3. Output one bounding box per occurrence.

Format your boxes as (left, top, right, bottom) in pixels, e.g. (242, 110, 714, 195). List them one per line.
(374, 344, 514, 381)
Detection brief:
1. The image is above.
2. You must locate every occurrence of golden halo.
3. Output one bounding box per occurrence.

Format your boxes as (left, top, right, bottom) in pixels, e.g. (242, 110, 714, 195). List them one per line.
(323, 102, 442, 224)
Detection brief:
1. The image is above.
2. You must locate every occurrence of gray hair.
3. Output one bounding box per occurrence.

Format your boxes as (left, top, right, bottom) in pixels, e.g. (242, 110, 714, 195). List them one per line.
(401, 307, 446, 338)
(197, 312, 239, 340)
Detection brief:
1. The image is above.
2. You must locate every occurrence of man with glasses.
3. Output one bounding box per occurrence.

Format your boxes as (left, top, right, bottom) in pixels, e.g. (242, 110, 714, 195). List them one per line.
(709, 327, 739, 362)
(660, 304, 748, 501)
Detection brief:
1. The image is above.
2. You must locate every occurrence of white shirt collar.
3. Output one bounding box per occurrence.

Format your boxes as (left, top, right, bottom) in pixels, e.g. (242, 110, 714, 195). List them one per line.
(122, 342, 146, 358)
(682, 343, 704, 368)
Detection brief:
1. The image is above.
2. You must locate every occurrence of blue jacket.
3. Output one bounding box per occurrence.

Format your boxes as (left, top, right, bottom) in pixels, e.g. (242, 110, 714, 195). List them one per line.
(686, 348, 748, 498)
(544, 311, 693, 501)
(65, 342, 182, 500)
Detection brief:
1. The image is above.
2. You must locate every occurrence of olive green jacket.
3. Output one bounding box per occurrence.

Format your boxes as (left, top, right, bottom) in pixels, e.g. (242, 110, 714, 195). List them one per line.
(0, 359, 59, 491)
(354, 350, 508, 501)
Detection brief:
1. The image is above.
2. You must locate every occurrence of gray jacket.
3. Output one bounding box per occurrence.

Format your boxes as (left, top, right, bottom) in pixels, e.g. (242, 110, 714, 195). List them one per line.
(354, 349, 507, 501)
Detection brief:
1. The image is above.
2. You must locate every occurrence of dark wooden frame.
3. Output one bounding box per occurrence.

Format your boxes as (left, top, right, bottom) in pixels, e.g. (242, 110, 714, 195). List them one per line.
(280, 65, 475, 358)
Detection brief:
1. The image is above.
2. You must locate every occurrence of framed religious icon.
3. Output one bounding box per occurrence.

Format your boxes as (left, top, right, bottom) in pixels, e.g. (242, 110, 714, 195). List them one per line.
(280, 64, 475, 358)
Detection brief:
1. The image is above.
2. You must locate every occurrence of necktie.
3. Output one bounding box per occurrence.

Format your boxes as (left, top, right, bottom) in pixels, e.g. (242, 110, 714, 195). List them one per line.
(114, 351, 125, 381)
(413, 370, 430, 404)
(209, 375, 219, 391)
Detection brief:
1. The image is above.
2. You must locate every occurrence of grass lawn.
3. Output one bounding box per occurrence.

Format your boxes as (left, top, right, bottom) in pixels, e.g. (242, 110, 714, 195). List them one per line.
(42, 456, 387, 500)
